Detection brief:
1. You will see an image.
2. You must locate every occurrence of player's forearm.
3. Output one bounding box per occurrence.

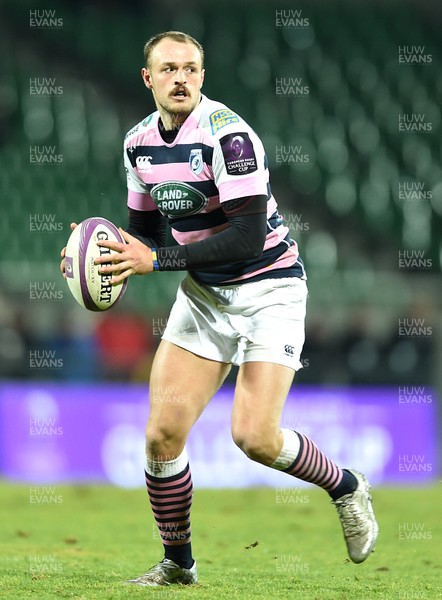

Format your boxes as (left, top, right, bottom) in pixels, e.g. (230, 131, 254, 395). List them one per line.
(155, 211, 267, 271)
(127, 208, 167, 248)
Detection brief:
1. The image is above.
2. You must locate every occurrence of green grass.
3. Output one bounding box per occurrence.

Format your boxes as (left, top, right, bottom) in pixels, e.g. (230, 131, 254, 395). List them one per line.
(0, 482, 441, 599)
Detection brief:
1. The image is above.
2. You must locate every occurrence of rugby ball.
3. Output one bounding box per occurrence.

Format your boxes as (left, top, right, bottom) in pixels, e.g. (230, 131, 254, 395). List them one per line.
(64, 217, 127, 311)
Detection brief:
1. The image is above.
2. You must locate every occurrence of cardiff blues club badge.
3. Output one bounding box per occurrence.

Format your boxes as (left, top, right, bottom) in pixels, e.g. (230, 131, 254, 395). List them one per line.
(189, 148, 203, 175)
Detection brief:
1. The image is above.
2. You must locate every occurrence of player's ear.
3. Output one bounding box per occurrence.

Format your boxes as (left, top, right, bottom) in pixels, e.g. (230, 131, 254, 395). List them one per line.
(141, 67, 153, 89)
(200, 68, 205, 88)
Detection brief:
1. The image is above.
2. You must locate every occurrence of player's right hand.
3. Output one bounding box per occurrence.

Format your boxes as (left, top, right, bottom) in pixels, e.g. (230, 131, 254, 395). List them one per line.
(60, 223, 78, 279)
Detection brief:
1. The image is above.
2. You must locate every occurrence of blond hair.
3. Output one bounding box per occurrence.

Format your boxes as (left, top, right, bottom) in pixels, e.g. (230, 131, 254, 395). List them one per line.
(143, 31, 204, 69)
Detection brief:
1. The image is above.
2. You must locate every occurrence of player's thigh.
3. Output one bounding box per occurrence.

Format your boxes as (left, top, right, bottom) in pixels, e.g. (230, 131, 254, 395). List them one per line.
(231, 361, 295, 447)
(147, 339, 231, 441)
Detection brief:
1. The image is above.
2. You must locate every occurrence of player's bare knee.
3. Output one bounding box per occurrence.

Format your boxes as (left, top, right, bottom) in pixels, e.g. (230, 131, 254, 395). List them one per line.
(232, 429, 277, 466)
(145, 426, 185, 460)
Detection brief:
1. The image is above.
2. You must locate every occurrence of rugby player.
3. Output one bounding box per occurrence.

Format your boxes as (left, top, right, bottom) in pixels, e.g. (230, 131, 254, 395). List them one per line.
(60, 31, 378, 586)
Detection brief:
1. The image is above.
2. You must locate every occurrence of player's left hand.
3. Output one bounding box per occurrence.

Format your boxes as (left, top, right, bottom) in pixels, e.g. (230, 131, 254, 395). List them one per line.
(95, 228, 154, 284)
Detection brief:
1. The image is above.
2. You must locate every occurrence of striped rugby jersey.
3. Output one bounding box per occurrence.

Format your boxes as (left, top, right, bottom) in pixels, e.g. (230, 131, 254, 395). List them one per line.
(124, 94, 306, 285)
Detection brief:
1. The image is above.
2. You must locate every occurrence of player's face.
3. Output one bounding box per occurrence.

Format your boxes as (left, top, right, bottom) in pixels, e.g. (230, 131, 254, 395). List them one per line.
(141, 39, 205, 127)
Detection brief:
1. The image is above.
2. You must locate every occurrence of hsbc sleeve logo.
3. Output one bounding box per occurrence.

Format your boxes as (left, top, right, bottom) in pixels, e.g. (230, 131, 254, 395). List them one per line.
(136, 155, 153, 173)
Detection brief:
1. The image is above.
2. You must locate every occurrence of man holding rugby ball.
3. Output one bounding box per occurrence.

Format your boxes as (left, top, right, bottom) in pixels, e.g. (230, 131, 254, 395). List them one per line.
(61, 31, 378, 587)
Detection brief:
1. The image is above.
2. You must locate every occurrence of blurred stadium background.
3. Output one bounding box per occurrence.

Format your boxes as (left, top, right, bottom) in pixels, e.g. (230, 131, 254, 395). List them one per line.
(0, 0, 440, 488)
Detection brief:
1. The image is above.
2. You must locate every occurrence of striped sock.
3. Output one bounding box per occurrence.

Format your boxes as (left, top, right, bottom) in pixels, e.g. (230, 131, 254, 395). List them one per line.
(284, 432, 343, 491)
(271, 430, 356, 496)
(145, 449, 194, 569)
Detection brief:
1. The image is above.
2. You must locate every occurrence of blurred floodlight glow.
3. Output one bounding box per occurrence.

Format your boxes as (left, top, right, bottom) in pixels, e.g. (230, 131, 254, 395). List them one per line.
(305, 231, 337, 272)
(23, 106, 54, 141)
(238, 55, 271, 89)
(412, 99, 440, 130)
(282, 27, 315, 50)
(318, 138, 348, 173)
(402, 138, 432, 174)
(349, 119, 380, 155)
(358, 63, 378, 94)
(317, 60, 342, 95)
(89, 107, 121, 162)
(360, 180, 390, 218)
(58, 107, 89, 163)
(370, 151, 399, 183)
(314, 117, 345, 142)
(326, 176, 357, 215)
(402, 201, 431, 249)
(342, 267, 376, 297)
(430, 181, 442, 216)
(25, 390, 59, 421)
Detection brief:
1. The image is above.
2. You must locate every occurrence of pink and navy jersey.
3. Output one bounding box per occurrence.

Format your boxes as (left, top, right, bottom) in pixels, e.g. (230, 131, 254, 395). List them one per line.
(124, 94, 306, 285)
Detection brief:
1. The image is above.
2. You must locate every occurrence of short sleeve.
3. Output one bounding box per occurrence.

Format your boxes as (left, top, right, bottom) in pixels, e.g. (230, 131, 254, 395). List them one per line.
(124, 146, 157, 211)
(212, 127, 269, 203)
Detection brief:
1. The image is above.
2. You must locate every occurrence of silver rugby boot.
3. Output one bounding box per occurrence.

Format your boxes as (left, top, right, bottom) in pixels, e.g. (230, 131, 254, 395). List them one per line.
(127, 558, 198, 586)
(332, 469, 379, 563)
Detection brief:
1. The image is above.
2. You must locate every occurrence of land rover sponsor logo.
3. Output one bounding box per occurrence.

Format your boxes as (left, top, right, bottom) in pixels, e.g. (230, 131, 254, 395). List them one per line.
(150, 181, 208, 216)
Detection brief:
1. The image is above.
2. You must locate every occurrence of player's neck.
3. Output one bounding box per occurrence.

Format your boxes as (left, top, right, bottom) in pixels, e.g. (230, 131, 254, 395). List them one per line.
(158, 118, 181, 143)
(158, 111, 188, 131)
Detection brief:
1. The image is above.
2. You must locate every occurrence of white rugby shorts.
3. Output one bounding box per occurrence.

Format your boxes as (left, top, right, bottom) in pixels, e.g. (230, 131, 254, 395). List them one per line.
(162, 274, 308, 370)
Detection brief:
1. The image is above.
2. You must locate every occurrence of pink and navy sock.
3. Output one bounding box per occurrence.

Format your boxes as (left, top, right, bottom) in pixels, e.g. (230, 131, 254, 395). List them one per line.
(271, 430, 357, 499)
(144, 450, 194, 569)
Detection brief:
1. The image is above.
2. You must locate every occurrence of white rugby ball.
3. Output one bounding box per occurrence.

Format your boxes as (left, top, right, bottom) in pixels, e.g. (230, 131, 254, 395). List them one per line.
(64, 217, 127, 311)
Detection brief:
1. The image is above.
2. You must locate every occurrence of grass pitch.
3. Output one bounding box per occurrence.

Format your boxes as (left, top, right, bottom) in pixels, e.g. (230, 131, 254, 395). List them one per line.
(0, 482, 440, 599)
